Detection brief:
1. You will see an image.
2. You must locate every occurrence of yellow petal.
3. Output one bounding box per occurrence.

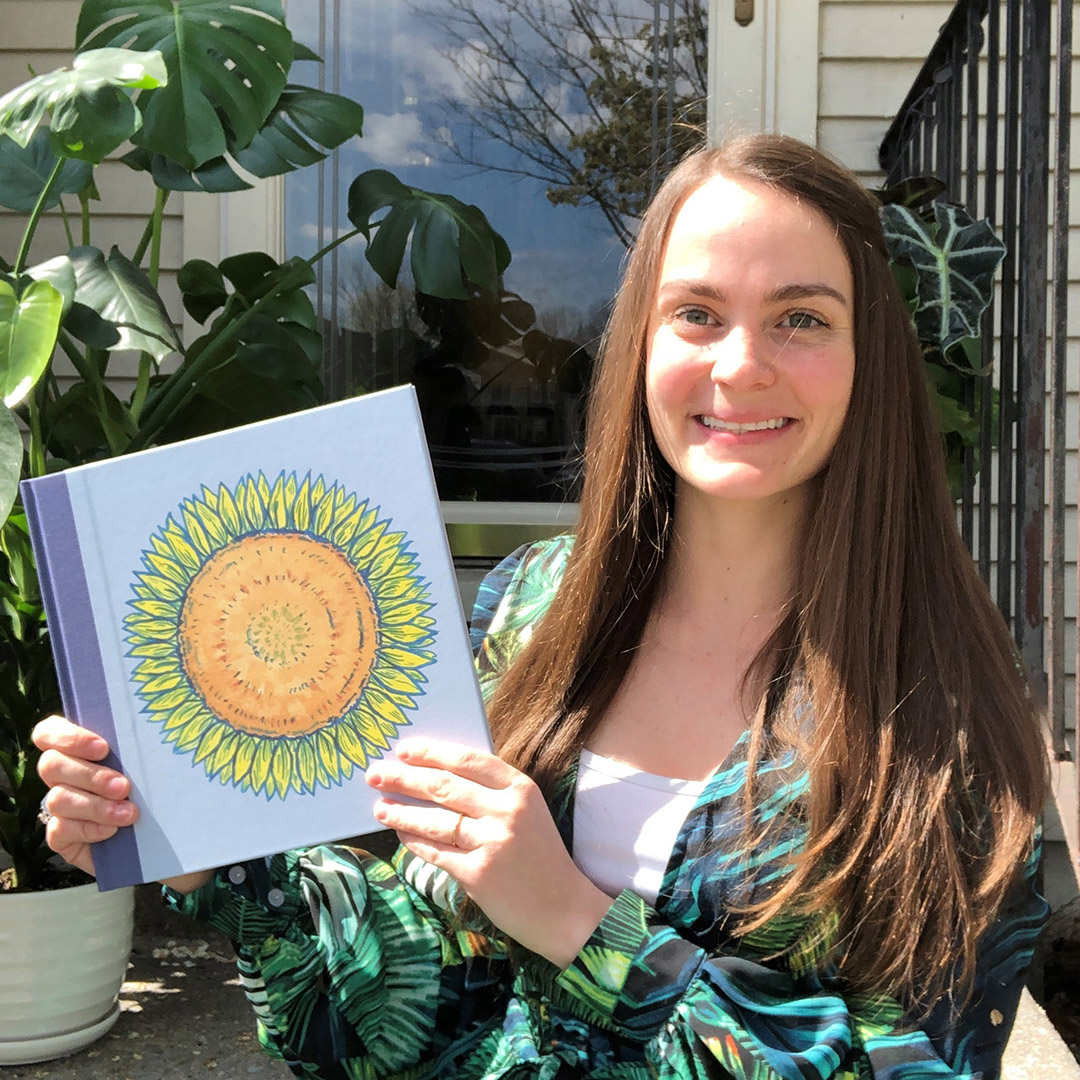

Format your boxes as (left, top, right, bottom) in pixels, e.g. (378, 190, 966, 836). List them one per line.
(218, 483, 241, 534)
(251, 739, 275, 794)
(296, 739, 316, 792)
(293, 476, 312, 531)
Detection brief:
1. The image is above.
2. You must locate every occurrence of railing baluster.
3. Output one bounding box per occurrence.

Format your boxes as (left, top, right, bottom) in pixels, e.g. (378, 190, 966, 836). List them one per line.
(999, 0, 1022, 625)
(961, 9, 980, 555)
(979, 0, 1000, 587)
(1055, 0, 1075, 762)
(1014, 0, 1051, 689)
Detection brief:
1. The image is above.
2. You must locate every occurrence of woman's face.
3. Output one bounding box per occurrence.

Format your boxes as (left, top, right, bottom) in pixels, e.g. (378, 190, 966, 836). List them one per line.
(645, 175, 856, 513)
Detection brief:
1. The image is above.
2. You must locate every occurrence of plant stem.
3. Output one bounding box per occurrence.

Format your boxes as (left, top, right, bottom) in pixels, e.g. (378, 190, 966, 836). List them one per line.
(132, 189, 168, 268)
(26, 393, 46, 480)
(59, 200, 74, 249)
(131, 353, 153, 423)
(148, 188, 166, 289)
(79, 190, 91, 247)
(129, 189, 170, 422)
(130, 227, 363, 452)
(14, 159, 65, 275)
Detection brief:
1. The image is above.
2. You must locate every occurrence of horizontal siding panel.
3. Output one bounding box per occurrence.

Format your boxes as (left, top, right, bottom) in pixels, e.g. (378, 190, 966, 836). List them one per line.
(0, 2, 79, 49)
(820, 58, 929, 119)
(0, 52, 73, 93)
(0, 214, 183, 270)
(89, 162, 183, 218)
(821, 2, 954, 60)
(822, 116, 1080, 176)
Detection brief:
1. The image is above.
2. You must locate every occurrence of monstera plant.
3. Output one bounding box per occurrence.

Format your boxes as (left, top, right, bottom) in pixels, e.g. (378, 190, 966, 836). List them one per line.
(0, 0, 509, 895)
(878, 180, 1007, 494)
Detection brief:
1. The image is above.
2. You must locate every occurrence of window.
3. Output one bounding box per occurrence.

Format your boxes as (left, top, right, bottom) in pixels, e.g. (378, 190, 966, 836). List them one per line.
(285, 0, 708, 526)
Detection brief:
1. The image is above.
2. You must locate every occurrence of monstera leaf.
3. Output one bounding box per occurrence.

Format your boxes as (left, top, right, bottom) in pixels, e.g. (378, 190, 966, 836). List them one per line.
(348, 170, 511, 298)
(231, 86, 364, 179)
(66, 246, 181, 362)
(76, 0, 293, 172)
(881, 202, 1006, 352)
(120, 81, 364, 192)
(0, 48, 166, 162)
(0, 130, 93, 212)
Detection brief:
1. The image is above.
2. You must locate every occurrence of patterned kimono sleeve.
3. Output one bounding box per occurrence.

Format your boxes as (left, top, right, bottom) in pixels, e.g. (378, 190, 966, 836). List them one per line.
(469, 536, 574, 694)
(552, 838, 1049, 1080)
(164, 845, 485, 1079)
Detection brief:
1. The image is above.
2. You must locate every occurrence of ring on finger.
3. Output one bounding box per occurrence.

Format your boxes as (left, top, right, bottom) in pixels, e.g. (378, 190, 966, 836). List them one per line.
(451, 811, 467, 848)
(37, 797, 52, 826)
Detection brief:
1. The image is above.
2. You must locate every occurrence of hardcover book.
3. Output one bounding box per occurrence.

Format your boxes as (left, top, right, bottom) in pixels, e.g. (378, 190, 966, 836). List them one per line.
(22, 386, 492, 890)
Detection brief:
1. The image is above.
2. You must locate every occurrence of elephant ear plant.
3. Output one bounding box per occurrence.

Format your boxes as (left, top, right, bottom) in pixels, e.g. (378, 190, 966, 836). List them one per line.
(0, 0, 510, 892)
(877, 178, 1007, 495)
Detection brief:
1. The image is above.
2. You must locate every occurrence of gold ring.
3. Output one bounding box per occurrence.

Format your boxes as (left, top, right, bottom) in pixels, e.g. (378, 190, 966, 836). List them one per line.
(451, 812, 466, 848)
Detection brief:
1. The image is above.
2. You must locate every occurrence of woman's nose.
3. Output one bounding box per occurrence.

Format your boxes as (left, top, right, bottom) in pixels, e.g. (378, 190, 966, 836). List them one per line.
(708, 328, 776, 389)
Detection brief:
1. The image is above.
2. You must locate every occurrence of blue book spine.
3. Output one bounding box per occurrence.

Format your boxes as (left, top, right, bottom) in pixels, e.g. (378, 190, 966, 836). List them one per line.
(21, 473, 142, 890)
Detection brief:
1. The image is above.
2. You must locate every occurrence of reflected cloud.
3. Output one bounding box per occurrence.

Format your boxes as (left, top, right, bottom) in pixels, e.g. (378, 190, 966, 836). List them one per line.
(359, 112, 434, 167)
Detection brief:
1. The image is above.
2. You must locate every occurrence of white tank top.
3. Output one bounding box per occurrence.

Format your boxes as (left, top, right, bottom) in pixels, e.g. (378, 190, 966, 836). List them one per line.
(572, 749, 706, 906)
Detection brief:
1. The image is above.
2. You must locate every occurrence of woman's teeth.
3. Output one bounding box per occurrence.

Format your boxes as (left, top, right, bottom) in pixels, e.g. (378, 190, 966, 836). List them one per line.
(699, 416, 791, 433)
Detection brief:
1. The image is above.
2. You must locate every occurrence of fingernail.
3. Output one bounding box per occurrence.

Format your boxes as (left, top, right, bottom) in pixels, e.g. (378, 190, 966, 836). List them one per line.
(366, 768, 382, 786)
(107, 777, 127, 798)
(111, 802, 134, 823)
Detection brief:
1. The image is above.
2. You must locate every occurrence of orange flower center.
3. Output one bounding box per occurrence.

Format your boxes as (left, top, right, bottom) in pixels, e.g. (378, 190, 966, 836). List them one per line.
(179, 533, 378, 737)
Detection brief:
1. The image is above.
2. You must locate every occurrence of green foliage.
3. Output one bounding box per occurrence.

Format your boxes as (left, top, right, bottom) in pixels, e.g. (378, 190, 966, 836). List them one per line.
(0, 1, 510, 890)
(66, 246, 181, 361)
(348, 171, 511, 298)
(881, 202, 1006, 352)
(0, 513, 59, 889)
(0, 48, 166, 162)
(878, 178, 1006, 497)
(0, 280, 65, 409)
(76, 1, 292, 171)
(0, 130, 93, 213)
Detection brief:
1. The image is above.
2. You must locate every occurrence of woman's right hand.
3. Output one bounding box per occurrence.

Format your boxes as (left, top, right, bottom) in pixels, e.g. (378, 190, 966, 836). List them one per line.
(33, 715, 210, 893)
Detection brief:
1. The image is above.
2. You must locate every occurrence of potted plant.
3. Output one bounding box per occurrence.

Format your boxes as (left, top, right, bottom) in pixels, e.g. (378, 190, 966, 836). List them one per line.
(0, 0, 508, 1064)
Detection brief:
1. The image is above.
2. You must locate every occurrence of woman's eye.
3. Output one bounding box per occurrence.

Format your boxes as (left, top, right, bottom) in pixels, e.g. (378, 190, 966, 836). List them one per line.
(782, 311, 825, 330)
(676, 307, 715, 326)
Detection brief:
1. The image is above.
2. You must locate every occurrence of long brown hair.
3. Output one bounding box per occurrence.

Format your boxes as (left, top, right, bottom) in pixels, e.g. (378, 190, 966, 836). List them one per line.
(486, 135, 1047, 1013)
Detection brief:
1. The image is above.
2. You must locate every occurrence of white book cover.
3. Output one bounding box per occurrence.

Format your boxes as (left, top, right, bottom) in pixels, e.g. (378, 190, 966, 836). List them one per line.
(22, 386, 491, 889)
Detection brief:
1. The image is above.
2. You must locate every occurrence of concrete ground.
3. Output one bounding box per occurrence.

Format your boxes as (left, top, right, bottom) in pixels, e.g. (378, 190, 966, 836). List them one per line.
(3, 873, 1078, 1080)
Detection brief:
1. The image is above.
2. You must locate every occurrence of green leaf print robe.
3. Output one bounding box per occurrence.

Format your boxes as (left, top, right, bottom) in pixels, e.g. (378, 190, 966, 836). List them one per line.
(166, 536, 1048, 1080)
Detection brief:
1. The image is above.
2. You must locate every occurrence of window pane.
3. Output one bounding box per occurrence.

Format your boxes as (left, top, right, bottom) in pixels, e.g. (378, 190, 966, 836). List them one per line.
(286, 0, 708, 504)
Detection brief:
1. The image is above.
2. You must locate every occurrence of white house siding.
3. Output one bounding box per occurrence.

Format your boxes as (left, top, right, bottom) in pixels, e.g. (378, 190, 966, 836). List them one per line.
(0, 0, 185, 399)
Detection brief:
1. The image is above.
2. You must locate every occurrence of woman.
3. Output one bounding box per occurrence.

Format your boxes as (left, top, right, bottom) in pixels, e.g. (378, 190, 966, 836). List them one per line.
(34, 135, 1048, 1080)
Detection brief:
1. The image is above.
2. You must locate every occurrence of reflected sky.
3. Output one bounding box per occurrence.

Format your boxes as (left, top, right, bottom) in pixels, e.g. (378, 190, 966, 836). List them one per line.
(282, 0, 681, 335)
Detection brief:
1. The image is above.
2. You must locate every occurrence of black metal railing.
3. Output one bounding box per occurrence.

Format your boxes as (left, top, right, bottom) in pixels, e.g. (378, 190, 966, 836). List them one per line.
(879, 1, 1074, 811)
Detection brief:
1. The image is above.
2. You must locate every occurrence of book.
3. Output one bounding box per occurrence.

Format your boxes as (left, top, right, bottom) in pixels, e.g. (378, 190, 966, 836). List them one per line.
(22, 386, 492, 890)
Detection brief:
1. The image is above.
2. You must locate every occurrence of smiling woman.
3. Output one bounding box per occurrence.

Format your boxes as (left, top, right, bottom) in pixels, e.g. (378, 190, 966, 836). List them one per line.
(35, 135, 1049, 1080)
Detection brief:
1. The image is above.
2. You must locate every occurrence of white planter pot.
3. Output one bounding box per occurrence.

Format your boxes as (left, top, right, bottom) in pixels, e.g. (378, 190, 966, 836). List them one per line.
(0, 881, 135, 1065)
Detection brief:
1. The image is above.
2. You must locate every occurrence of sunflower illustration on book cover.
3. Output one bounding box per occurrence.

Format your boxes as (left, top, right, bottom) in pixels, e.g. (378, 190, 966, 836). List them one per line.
(124, 470, 437, 799)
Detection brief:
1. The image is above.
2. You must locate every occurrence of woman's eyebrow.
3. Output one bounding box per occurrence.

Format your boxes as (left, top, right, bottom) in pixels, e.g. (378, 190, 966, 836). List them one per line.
(656, 280, 726, 303)
(656, 280, 850, 307)
(765, 282, 850, 307)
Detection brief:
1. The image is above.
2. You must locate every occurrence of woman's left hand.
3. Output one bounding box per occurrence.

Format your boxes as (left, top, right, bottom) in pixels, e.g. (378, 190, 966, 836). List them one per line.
(366, 739, 613, 969)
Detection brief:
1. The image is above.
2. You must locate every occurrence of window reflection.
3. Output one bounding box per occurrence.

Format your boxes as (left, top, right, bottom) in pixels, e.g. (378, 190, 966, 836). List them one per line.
(286, 1, 707, 504)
